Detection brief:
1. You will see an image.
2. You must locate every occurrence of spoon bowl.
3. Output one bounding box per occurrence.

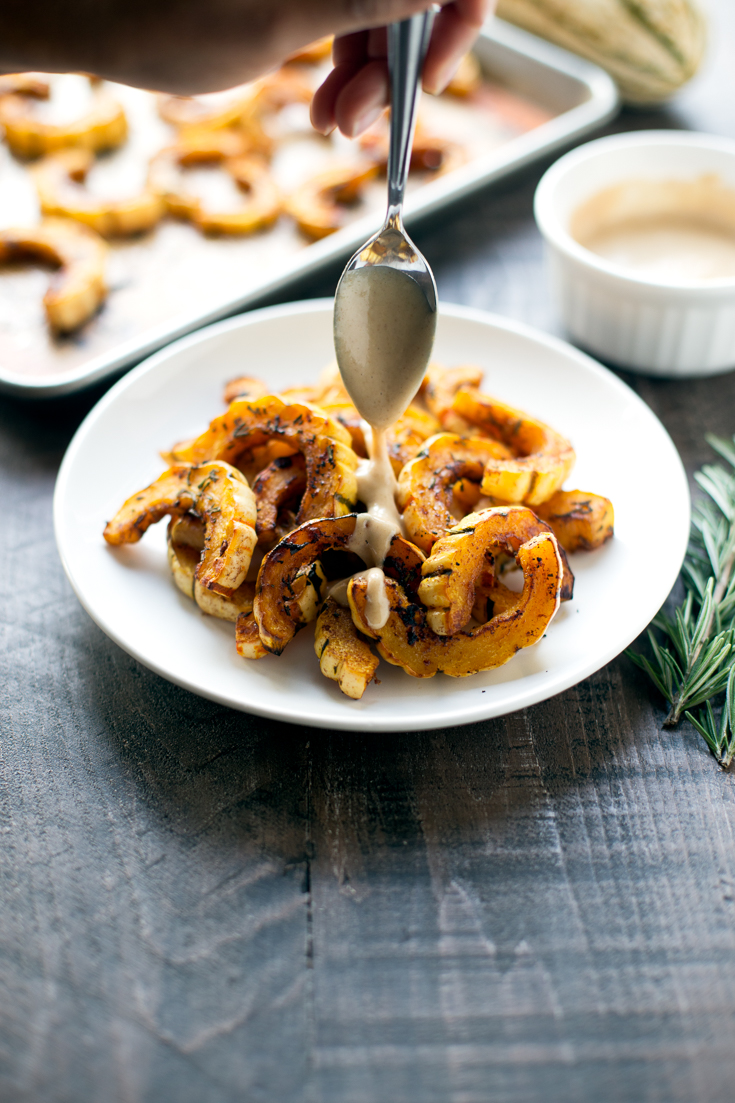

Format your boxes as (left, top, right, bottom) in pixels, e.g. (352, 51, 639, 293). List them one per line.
(333, 12, 438, 430)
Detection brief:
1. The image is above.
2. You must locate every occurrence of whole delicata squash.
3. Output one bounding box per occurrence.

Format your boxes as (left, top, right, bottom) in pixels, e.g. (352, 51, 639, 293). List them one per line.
(495, 0, 706, 104)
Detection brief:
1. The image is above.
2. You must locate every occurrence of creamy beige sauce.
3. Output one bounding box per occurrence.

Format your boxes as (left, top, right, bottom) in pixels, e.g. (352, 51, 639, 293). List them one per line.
(331, 263, 436, 629)
(571, 175, 735, 283)
(347, 511, 398, 568)
(355, 425, 405, 534)
(328, 433, 404, 630)
(333, 265, 436, 430)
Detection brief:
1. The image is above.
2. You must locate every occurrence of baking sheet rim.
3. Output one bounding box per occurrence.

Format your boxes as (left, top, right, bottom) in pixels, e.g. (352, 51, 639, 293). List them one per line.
(0, 21, 619, 398)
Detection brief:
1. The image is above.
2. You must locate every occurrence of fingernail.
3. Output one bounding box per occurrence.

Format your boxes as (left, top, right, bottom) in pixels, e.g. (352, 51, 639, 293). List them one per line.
(425, 60, 457, 96)
(348, 102, 383, 138)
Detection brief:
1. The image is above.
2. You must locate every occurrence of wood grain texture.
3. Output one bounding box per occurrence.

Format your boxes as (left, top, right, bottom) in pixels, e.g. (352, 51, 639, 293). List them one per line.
(3, 5, 735, 1101)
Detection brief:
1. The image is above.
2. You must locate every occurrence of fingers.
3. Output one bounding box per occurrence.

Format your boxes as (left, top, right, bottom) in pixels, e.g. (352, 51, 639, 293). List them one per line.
(310, 62, 360, 134)
(311, 28, 389, 136)
(423, 0, 492, 94)
(334, 58, 389, 137)
(312, 0, 492, 137)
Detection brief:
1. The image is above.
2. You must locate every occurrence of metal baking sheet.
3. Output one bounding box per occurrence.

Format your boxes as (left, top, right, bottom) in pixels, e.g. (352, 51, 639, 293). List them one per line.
(0, 20, 618, 397)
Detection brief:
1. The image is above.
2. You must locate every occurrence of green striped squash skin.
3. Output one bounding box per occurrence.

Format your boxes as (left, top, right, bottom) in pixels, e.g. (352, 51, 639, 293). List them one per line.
(495, 0, 707, 103)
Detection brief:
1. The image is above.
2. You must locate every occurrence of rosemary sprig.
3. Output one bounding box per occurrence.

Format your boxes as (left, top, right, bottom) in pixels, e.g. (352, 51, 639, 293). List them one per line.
(627, 433, 735, 768)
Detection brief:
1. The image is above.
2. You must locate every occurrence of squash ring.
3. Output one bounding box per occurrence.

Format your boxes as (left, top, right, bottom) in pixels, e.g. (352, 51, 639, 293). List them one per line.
(252, 452, 307, 547)
(452, 388, 576, 505)
(254, 514, 425, 654)
(396, 432, 513, 553)
(421, 362, 484, 433)
(0, 78, 127, 159)
(33, 149, 164, 237)
(165, 395, 359, 526)
(314, 597, 379, 700)
(286, 37, 334, 65)
(0, 217, 107, 332)
(360, 119, 467, 177)
(158, 69, 312, 132)
(534, 489, 614, 552)
(166, 516, 256, 621)
(286, 160, 379, 240)
(418, 505, 573, 636)
(103, 461, 258, 597)
(445, 53, 482, 98)
(148, 140, 280, 235)
(0, 73, 50, 99)
(348, 531, 562, 678)
(235, 611, 269, 659)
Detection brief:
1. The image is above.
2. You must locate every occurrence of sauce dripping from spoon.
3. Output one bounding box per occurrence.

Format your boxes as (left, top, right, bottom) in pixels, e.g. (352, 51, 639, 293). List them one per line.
(331, 269, 436, 629)
(330, 14, 437, 629)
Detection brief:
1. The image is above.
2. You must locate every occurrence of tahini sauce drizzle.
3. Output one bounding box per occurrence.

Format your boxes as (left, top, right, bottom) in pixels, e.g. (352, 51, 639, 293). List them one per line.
(332, 265, 436, 628)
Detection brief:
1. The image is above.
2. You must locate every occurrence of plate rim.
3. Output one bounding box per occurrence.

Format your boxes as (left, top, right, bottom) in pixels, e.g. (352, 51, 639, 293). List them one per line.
(54, 298, 690, 731)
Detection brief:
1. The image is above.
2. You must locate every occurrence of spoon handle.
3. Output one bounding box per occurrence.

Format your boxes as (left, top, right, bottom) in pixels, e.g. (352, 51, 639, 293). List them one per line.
(386, 10, 434, 220)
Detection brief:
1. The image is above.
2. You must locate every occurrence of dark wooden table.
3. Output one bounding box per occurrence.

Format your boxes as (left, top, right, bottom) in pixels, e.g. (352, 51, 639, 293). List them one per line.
(3, 9, 735, 1102)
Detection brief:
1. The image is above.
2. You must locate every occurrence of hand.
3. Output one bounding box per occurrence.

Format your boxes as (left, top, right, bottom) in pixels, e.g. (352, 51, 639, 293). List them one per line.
(311, 0, 492, 138)
(0, 0, 489, 102)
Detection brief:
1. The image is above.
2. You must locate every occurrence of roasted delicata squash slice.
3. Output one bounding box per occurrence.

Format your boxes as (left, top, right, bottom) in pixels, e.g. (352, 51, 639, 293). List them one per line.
(0, 73, 50, 98)
(157, 69, 312, 135)
(165, 395, 358, 524)
(103, 461, 258, 597)
(148, 139, 280, 235)
(286, 36, 334, 64)
(397, 433, 512, 552)
(235, 611, 269, 659)
(314, 598, 379, 700)
(157, 84, 263, 130)
(359, 118, 467, 176)
(33, 149, 164, 237)
(445, 53, 482, 97)
(387, 405, 442, 472)
(314, 397, 440, 470)
(348, 532, 562, 678)
(286, 160, 379, 240)
(0, 78, 127, 158)
(534, 489, 615, 552)
(223, 375, 268, 405)
(418, 506, 573, 636)
(453, 388, 576, 505)
(252, 452, 307, 547)
(0, 217, 107, 332)
(166, 516, 256, 620)
(421, 362, 484, 432)
(254, 514, 424, 654)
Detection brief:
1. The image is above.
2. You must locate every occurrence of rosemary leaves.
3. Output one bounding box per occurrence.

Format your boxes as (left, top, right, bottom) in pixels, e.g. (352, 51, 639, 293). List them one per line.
(628, 433, 735, 769)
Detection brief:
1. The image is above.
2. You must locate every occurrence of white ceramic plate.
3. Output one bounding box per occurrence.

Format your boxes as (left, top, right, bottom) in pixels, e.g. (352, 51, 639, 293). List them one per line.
(54, 300, 689, 732)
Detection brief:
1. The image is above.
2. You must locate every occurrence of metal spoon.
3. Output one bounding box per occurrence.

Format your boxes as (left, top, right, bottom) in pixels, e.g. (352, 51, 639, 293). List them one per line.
(338, 12, 437, 305)
(332, 12, 438, 429)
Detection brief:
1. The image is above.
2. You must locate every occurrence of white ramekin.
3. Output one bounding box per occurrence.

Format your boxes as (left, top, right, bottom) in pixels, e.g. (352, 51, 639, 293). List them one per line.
(534, 130, 735, 377)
